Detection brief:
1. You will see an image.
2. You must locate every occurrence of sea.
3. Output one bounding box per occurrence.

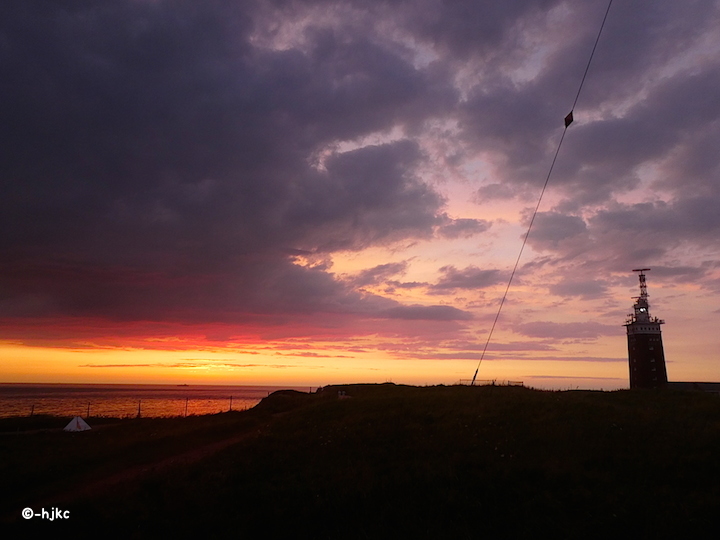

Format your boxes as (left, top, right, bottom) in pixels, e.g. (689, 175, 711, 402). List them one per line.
(0, 383, 311, 419)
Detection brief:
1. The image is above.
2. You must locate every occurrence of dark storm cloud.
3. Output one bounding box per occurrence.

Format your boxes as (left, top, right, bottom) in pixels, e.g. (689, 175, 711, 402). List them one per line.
(2, 0, 718, 343)
(400, 0, 560, 60)
(301, 141, 446, 252)
(0, 1, 462, 326)
(553, 63, 720, 205)
(524, 195, 720, 283)
(0, 255, 366, 322)
(457, 0, 720, 210)
(565, 0, 720, 113)
(528, 196, 720, 274)
(0, 2, 448, 257)
(590, 199, 720, 244)
(438, 0, 720, 294)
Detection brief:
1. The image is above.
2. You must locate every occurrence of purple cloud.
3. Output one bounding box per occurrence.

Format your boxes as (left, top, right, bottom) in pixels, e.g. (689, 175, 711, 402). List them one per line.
(431, 265, 505, 291)
(514, 321, 619, 339)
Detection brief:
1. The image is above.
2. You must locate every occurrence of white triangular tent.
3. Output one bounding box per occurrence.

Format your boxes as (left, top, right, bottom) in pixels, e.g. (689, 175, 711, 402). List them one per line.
(64, 416, 91, 432)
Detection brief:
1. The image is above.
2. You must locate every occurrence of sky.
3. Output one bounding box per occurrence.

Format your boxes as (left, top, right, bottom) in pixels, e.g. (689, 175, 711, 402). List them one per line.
(2, 0, 720, 389)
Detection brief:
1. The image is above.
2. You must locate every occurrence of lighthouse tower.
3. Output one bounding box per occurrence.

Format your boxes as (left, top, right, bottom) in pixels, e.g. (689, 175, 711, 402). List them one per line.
(625, 269, 667, 389)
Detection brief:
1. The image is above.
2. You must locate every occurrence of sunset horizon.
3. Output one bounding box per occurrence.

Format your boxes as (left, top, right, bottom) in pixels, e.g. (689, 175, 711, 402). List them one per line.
(2, 1, 719, 391)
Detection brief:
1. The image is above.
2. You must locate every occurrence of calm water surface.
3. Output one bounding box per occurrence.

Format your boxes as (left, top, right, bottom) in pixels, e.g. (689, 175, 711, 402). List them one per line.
(0, 383, 310, 418)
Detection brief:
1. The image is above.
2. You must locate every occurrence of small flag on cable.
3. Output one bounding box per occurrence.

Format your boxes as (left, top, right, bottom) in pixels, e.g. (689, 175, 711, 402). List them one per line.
(564, 111, 574, 127)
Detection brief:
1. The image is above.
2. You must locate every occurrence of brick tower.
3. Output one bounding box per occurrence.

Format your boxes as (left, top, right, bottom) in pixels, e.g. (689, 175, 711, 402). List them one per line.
(624, 269, 667, 389)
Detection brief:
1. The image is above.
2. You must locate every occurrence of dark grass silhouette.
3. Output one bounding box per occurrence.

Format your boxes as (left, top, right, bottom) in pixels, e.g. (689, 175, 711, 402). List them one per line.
(4, 384, 720, 538)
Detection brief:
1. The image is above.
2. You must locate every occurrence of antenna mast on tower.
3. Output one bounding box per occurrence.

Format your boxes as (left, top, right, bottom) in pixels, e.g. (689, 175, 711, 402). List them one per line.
(633, 268, 651, 301)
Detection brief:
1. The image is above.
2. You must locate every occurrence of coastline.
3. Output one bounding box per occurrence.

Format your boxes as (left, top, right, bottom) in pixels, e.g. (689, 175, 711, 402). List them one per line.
(0, 382, 310, 419)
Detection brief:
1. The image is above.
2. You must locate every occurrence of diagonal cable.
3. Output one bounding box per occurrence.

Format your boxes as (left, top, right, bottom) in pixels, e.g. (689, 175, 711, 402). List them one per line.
(471, 0, 614, 385)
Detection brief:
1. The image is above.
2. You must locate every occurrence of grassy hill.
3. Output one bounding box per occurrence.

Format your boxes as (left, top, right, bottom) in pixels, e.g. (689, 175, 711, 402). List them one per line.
(3, 383, 720, 537)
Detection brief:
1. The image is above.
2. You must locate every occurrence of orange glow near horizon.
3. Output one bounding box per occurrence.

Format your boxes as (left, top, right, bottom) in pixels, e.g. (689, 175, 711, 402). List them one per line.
(2, 317, 717, 391)
(1, 258, 718, 390)
(0, 340, 620, 388)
